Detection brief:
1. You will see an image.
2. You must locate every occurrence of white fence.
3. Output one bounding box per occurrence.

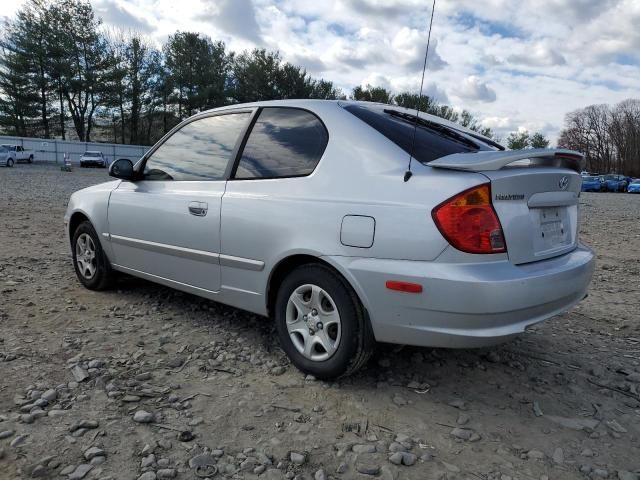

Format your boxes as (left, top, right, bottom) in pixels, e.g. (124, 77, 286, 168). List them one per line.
(0, 135, 150, 165)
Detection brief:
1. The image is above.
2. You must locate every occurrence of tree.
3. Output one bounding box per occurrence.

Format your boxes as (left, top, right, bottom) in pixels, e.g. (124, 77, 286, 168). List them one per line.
(352, 84, 393, 103)
(230, 48, 282, 104)
(507, 131, 530, 150)
(529, 132, 550, 149)
(164, 32, 231, 119)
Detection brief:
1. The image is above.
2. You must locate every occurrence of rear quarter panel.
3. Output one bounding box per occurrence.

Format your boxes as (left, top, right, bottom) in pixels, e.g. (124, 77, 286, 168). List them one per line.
(220, 103, 487, 314)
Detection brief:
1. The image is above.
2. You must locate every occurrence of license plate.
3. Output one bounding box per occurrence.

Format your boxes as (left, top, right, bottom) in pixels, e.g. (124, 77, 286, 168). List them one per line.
(538, 208, 567, 248)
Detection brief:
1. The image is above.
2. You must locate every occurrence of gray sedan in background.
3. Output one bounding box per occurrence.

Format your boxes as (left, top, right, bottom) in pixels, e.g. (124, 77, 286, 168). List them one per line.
(64, 100, 595, 379)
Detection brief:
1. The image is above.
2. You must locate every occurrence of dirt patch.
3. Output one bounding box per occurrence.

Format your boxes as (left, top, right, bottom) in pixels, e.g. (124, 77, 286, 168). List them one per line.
(1, 164, 639, 480)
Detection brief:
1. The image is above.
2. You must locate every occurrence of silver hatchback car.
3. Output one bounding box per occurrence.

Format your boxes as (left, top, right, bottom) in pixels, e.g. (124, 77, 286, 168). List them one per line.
(65, 100, 595, 379)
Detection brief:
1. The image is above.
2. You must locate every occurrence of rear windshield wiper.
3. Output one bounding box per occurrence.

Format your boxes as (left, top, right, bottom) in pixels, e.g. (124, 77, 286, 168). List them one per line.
(383, 109, 482, 150)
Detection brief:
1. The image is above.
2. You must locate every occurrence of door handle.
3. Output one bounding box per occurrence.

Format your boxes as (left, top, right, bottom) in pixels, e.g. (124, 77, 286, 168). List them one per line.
(188, 201, 208, 217)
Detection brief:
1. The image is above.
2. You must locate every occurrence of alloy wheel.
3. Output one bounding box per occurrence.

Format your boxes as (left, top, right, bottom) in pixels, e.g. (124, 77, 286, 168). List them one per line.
(286, 284, 342, 361)
(75, 233, 97, 280)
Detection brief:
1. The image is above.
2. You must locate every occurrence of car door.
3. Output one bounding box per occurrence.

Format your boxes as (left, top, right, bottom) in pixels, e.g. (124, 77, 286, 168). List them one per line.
(107, 110, 253, 293)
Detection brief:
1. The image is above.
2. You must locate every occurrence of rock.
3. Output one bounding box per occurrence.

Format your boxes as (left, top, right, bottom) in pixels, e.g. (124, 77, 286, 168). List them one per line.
(456, 413, 470, 425)
(157, 469, 176, 479)
(31, 464, 47, 477)
(526, 450, 545, 460)
(71, 365, 90, 382)
(448, 399, 467, 410)
(133, 410, 154, 423)
(0, 448, 4, 460)
(290, 452, 305, 465)
(271, 366, 286, 375)
(68, 464, 93, 480)
(592, 468, 609, 478)
(88, 359, 105, 369)
(337, 463, 348, 474)
(627, 373, 640, 383)
(70, 420, 99, 432)
(356, 463, 381, 476)
(137, 473, 157, 480)
(314, 468, 327, 480)
(60, 465, 76, 475)
(90, 456, 105, 466)
(189, 453, 217, 469)
(141, 454, 156, 468)
(402, 453, 417, 466)
(618, 471, 639, 480)
(533, 401, 544, 417)
(546, 415, 599, 431)
(389, 452, 404, 465)
(450, 428, 473, 441)
(581, 448, 595, 457)
(122, 395, 141, 402)
(84, 447, 106, 460)
(388, 442, 407, 453)
(10, 434, 28, 447)
(552, 448, 564, 464)
(41, 389, 57, 402)
(353, 444, 376, 454)
(606, 420, 627, 433)
(0, 430, 14, 439)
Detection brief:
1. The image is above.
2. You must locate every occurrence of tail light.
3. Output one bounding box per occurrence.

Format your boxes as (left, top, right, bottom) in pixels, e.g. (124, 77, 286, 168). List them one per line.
(431, 184, 506, 254)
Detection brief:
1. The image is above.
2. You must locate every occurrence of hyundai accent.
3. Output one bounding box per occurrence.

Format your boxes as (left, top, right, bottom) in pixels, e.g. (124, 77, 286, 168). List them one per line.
(64, 100, 595, 379)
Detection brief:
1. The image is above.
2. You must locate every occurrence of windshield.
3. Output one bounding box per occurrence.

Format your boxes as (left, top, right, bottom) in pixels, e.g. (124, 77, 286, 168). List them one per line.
(583, 176, 598, 181)
(0, 146, 7, 153)
(84, 152, 101, 157)
(604, 175, 617, 180)
(341, 103, 499, 164)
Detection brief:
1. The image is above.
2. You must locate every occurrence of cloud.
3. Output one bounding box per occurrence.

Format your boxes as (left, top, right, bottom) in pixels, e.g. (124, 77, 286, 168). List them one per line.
(94, 0, 155, 33)
(507, 44, 566, 67)
(202, 0, 262, 44)
(454, 76, 497, 102)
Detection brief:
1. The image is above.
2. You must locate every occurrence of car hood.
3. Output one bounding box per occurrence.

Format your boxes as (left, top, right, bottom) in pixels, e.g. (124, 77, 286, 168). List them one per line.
(74, 180, 121, 196)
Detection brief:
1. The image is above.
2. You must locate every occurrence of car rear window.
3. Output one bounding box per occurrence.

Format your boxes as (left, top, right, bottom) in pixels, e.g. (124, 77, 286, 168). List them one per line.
(342, 103, 479, 164)
(234, 107, 328, 179)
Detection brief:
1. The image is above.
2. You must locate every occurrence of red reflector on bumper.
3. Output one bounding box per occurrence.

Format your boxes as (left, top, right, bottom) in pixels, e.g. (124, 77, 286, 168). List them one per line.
(385, 281, 423, 293)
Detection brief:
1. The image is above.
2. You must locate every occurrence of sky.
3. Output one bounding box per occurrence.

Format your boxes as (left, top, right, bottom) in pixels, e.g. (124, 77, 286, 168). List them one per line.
(5, 0, 640, 143)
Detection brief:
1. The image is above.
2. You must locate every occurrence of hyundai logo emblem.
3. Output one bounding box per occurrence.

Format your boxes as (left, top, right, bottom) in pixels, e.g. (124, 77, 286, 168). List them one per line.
(559, 176, 569, 190)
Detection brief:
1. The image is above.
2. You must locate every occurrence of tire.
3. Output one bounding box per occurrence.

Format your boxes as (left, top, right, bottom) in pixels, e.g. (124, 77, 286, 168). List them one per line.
(28, 155, 33, 164)
(71, 221, 115, 290)
(6, 158, 14, 168)
(274, 263, 374, 379)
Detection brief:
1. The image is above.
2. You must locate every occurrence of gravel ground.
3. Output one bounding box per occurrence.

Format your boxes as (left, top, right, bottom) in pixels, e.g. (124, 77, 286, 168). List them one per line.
(0, 164, 639, 480)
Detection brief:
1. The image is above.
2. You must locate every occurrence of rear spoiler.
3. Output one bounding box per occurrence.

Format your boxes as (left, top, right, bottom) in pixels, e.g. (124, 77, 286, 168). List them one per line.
(429, 148, 585, 173)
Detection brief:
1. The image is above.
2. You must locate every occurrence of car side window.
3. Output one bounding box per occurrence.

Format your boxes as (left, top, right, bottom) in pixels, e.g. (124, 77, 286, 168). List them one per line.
(143, 113, 250, 181)
(234, 107, 328, 179)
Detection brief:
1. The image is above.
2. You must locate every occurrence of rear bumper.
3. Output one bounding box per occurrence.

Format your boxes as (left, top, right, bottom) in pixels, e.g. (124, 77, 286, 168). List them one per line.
(328, 244, 595, 348)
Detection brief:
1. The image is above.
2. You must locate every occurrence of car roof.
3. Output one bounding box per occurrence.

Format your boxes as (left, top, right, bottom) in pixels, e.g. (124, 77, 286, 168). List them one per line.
(199, 99, 497, 145)
(84, 151, 102, 154)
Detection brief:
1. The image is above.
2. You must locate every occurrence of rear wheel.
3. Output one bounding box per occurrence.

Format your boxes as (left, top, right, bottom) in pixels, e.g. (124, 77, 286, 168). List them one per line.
(28, 155, 33, 164)
(274, 264, 374, 379)
(6, 158, 14, 168)
(72, 221, 115, 290)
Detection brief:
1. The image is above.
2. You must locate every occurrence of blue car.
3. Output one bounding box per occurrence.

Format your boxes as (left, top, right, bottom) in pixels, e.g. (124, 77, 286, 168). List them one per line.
(603, 174, 629, 192)
(628, 179, 640, 193)
(581, 176, 604, 192)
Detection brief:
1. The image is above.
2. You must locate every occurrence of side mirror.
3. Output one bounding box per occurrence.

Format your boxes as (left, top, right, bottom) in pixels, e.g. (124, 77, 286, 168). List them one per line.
(109, 158, 135, 180)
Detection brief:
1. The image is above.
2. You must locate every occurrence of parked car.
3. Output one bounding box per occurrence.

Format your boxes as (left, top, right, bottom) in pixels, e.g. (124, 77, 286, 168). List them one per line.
(603, 174, 629, 192)
(64, 100, 595, 379)
(581, 175, 604, 192)
(80, 151, 107, 168)
(627, 179, 640, 193)
(1, 144, 34, 165)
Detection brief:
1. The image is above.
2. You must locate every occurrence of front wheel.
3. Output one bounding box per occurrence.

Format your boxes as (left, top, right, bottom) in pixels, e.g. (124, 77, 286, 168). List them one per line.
(28, 155, 33, 164)
(6, 158, 14, 167)
(274, 264, 374, 379)
(71, 221, 115, 290)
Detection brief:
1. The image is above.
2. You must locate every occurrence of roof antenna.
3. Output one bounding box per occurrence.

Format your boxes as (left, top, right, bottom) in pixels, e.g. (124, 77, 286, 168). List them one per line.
(404, 0, 437, 182)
